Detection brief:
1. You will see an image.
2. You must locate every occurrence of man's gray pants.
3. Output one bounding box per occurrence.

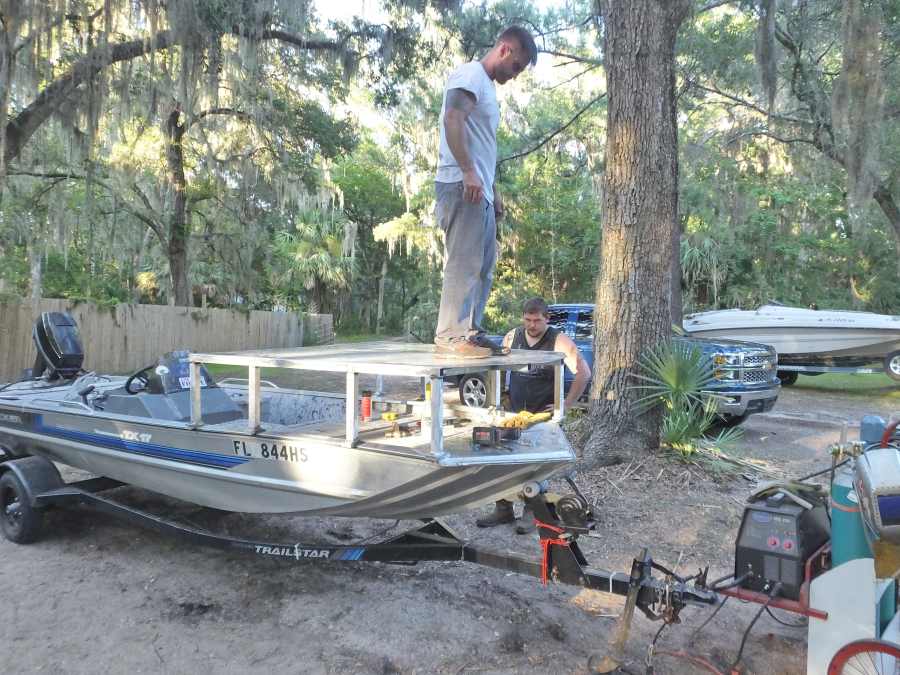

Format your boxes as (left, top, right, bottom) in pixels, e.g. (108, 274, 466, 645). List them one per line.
(434, 181, 497, 343)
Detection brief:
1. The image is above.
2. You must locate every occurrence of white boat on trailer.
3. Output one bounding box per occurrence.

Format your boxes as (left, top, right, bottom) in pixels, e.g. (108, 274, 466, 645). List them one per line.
(683, 304, 900, 381)
(0, 313, 574, 521)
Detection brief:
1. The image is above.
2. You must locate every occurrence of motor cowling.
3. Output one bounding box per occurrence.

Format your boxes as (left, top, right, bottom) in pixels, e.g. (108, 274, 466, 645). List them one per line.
(32, 312, 84, 380)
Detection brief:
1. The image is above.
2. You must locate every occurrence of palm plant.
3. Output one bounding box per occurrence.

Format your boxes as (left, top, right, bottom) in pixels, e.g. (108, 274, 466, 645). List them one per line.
(632, 340, 741, 457)
(272, 209, 354, 313)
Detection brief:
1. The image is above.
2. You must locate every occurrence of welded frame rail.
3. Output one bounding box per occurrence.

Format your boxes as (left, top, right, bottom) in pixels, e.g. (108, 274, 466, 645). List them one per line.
(187, 344, 567, 453)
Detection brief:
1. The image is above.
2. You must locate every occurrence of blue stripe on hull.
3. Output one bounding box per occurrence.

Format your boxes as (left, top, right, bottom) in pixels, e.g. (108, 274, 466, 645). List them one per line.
(34, 415, 249, 469)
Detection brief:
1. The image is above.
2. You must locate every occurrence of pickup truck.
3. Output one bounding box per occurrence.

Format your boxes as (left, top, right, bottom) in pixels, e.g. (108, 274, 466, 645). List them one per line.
(457, 303, 780, 426)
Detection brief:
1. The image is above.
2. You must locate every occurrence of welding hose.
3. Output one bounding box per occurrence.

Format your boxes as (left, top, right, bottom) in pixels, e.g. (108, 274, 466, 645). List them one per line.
(881, 419, 900, 448)
(708, 572, 751, 592)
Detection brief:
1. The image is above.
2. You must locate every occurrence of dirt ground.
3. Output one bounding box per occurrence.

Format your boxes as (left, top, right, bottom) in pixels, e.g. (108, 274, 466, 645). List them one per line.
(1, 379, 895, 674)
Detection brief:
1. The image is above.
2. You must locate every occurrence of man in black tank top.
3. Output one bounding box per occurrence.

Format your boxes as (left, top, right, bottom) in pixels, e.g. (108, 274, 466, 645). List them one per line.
(476, 297, 590, 531)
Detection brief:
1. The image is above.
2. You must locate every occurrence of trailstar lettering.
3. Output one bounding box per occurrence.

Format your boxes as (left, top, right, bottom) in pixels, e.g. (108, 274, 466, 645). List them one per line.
(254, 545, 330, 559)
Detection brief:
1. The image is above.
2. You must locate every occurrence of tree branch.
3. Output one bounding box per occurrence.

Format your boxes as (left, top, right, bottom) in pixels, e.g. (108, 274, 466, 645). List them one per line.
(539, 49, 602, 66)
(498, 92, 606, 166)
(13, 9, 104, 56)
(4, 27, 341, 165)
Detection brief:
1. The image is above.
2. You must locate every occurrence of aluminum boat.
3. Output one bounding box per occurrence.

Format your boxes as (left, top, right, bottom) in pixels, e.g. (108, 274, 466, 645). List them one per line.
(683, 304, 900, 369)
(0, 313, 574, 519)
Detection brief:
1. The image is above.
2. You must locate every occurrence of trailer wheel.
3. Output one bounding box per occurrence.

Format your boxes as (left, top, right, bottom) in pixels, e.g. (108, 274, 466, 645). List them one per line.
(828, 638, 900, 675)
(885, 352, 900, 382)
(777, 371, 798, 386)
(0, 472, 43, 544)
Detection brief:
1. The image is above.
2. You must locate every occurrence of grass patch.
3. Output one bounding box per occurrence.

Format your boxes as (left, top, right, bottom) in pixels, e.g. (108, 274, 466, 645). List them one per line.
(788, 372, 900, 398)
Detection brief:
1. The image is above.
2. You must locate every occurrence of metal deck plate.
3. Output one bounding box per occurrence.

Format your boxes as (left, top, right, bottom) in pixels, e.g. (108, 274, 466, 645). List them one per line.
(190, 341, 563, 377)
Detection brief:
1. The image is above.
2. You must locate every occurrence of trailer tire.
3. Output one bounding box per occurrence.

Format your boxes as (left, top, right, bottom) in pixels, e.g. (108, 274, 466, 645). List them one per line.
(777, 371, 798, 386)
(885, 352, 900, 381)
(0, 472, 43, 544)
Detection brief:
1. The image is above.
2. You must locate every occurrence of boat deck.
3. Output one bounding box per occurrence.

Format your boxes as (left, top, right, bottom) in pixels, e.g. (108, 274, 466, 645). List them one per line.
(190, 341, 567, 456)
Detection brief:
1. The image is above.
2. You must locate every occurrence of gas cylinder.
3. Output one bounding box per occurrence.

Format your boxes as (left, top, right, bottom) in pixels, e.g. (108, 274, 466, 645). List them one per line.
(831, 459, 873, 567)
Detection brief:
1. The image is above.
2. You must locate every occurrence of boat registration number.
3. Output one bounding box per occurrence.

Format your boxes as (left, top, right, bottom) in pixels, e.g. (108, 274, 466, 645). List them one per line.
(232, 440, 308, 463)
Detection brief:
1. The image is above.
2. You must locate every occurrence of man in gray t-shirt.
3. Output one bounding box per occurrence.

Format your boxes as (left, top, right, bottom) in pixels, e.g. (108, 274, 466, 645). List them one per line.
(433, 26, 537, 358)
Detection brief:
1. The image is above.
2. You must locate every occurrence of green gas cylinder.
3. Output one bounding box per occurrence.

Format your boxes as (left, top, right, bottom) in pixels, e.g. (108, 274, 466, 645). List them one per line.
(831, 461, 873, 567)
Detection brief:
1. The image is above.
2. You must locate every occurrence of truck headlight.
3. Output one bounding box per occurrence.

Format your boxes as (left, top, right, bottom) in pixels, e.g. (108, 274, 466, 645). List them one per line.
(714, 369, 739, 381)
(713, 353, 740, 366)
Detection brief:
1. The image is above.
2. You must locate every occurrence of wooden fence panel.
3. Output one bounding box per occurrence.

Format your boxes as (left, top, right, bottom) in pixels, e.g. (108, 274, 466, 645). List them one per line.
(0, 299, 331, 381)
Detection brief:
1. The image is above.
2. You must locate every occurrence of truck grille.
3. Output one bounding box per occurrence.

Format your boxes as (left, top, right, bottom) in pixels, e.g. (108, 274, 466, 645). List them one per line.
(743, 355, 769, 369)
(743, 369, 771, 384)
(742, 351, 776, 384)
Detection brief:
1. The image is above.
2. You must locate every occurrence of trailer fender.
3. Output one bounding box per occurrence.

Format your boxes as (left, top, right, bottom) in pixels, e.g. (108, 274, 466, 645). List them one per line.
(0, 456, 63, 507)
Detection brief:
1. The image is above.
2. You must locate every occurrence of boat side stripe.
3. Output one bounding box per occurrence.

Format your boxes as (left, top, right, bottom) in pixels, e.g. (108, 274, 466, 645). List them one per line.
(34, 415, 249, 469)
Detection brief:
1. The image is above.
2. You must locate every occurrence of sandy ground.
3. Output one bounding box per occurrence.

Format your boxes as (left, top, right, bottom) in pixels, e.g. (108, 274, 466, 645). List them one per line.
(1, 379, 894, 674)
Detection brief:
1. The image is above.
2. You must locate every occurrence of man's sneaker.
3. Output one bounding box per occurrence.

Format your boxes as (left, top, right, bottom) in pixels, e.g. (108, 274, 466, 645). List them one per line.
(475, 500, 515, 527)
(468, 334, 510, 356)
(435, 339, 492, 358)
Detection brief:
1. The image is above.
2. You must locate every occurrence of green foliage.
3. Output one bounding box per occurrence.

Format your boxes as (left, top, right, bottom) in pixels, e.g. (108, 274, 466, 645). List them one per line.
(633, 340, 716, 415)
(633, 339, 745, 471)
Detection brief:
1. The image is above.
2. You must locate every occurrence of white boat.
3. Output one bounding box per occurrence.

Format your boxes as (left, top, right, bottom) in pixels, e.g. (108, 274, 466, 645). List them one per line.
(683, 304, 900, 377)
(0, 313, 574, 522)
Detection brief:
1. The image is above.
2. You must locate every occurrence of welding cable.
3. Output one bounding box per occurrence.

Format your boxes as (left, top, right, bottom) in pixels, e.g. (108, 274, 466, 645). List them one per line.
(687, 595, 729, 646)
(727, 582, 783, 672)
(710, 572, 751, 592)
(647, 620, 727, 675)
(764, 606, 807, 628)
(651, 649, 724, 675)
(796, 458, 848, 482)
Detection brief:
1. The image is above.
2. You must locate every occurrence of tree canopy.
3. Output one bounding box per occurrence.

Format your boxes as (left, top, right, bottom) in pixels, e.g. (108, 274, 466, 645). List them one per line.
(3, 1, 900, 452)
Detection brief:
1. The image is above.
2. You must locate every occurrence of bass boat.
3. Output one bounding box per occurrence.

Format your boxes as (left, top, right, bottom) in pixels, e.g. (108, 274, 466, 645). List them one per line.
(0, 313, 574, 519)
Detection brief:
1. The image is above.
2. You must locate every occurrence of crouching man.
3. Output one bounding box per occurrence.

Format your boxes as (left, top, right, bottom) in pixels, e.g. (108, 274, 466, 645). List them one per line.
(476, 297, 591, 532)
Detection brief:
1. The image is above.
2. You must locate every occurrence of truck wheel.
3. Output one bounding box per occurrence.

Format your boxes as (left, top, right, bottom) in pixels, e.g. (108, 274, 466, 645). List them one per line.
(714, 412, 750, 429)
(0, 472, 43, 544)
(458, 374, 488, 408)
(885, 352, 900, 382)
(777, 371, 798, 386)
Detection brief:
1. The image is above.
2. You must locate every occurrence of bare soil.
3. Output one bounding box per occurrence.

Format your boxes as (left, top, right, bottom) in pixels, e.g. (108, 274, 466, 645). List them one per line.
(1, 379, 888, 674)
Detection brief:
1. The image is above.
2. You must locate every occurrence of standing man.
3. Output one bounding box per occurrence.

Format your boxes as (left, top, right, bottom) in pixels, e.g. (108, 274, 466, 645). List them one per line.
(434, 26, 538, 357)
(476, 297, 591, 530)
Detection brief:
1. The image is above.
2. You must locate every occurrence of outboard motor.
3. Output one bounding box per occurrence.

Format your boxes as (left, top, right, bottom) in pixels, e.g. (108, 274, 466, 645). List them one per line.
(31, 312, 84, 380)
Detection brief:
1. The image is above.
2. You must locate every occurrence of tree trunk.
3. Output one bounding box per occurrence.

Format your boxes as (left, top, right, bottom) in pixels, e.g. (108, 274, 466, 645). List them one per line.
(165, 105, 191, 306)
(29, 243, 42, 302)
(585, 0, 691, 461)
(671, 216, 683, 327)
(376, 257, 387, 334)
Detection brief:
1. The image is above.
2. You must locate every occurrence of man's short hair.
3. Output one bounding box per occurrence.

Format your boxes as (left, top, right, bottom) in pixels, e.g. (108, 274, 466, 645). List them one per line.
(497, 26, 538, 67)
(523, 297, 549, 316)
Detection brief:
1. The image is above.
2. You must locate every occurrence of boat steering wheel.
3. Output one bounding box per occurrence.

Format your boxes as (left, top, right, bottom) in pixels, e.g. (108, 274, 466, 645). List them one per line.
(124, 365, 156, 394)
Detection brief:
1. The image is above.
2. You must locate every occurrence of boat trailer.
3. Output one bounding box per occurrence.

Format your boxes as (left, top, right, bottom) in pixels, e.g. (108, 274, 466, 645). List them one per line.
(1, 454, 719, 672)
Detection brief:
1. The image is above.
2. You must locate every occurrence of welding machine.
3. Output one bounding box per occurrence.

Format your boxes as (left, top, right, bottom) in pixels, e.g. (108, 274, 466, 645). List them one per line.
(734, 487, 830, 600)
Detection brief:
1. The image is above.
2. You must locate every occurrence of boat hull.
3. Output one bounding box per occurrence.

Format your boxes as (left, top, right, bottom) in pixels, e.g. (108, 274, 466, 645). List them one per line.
(0, 406, 572, 519)
(683, 306, 900, 367)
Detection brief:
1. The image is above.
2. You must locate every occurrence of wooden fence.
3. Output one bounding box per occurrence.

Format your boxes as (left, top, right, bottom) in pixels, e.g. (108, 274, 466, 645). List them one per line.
(0, 299, 333, 381)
